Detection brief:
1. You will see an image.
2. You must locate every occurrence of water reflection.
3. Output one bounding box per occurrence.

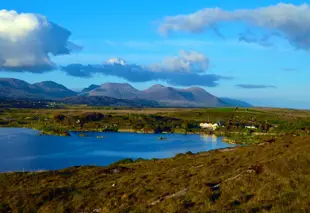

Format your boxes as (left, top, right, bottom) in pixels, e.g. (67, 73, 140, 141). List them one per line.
(199, 134, 223, 150)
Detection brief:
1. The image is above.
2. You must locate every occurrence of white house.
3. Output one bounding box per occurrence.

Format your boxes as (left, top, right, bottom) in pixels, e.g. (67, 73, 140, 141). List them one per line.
(200, 123, 219, 130)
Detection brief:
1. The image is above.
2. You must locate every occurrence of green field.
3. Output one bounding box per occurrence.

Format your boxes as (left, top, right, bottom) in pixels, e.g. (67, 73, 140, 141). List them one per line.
(1, 106, 310, 140)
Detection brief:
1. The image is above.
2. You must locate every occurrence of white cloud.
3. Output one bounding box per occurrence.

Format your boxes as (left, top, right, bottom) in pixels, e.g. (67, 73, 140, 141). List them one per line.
(62, 51, 229, 87)
(0, 10, 41, 41)
(159, 3, 310, 50)
(105, 58, 127, 66)
(149, 50, 209, 73)
(0, 9, 80, 72)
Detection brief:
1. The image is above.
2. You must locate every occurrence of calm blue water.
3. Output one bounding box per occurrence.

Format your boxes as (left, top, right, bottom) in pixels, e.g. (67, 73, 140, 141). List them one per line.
(0, 128, 234, 172)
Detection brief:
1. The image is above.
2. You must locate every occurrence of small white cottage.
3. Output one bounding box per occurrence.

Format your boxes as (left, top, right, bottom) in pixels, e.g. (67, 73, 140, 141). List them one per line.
(200, 123, 219, 130)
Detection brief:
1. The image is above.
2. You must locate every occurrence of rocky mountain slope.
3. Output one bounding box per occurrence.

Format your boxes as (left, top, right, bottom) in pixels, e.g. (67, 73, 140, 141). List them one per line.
(81, 83, 231, 107)
(0, 78, 77, 99)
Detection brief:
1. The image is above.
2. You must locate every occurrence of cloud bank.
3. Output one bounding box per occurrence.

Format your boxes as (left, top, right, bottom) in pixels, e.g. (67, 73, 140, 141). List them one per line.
(0, 11, 226, 87)
(0, 10, 80, 72)
(236, 84, 276, 89)
(149, 50, 209, 73)
(62, 51, 229, 87)
(159, 3, 310, 50)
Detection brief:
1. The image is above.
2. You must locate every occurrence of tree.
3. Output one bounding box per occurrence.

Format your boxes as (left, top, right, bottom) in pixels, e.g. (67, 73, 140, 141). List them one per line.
(181, 122, 189, 133)
(264, 122, 270, 133)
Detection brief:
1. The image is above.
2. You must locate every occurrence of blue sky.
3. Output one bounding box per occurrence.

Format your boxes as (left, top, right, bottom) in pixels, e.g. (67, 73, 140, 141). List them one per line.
(1, 0, 310, 109)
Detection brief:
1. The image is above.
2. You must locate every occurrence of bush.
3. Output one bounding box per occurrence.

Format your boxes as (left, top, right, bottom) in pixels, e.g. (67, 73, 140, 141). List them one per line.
(53, 114, 66, 122)
(81, 112, 104, 122)
(113, 158, 134, 165)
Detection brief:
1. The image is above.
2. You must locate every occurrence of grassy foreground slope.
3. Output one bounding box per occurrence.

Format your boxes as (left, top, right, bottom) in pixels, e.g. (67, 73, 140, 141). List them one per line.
(1, 135, 310, 212)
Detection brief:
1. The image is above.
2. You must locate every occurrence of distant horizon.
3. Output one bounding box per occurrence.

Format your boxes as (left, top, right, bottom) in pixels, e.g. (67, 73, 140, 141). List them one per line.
(3, 76, 310, 110)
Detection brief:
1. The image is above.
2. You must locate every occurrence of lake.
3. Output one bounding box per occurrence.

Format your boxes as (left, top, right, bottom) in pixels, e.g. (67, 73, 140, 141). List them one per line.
(0, 128, 234, 172)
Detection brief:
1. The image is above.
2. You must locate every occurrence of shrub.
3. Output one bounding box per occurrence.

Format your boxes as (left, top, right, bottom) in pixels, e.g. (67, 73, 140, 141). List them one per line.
(81, 112, 104, 122)
(113, 158, 134, 165)
(53, 114, 66, 122)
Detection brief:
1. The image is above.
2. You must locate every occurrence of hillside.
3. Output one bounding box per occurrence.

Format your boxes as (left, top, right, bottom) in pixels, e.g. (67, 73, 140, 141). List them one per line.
(0, 78, 77, 99)
(32, 81, 77, 98)
(81, 83, 232, 107)
(220, 98, 253, 107)
(62, 96, 160, 107)
(82, 83, 140, 99)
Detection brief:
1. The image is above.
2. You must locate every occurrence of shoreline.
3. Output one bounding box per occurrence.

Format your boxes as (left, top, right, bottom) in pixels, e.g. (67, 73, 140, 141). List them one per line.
(0, 126, 280, 146)
(1, 134, 308, 212)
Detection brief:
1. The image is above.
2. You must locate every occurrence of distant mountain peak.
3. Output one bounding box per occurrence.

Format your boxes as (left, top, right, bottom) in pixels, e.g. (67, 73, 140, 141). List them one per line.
(102, 82, 130, 86)
(186, 86, 206, 92)
(105, 58, 127, 66)
(100, 82, 137, 90)
(0, 78, 76, 99)
(89, 84, 100, 87)
(80, 84, 100, 94)
(39, 81, 58, 84)
(34, 81, 67, 89)
(147, 84, 166, 90)
(0, 78, 31, 88)
(84, 82, 139, 99)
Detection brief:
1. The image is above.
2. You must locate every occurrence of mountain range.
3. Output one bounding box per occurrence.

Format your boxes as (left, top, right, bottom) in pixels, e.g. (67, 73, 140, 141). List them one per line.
(79, 83, 228, 107)
(0, 78, 77, 99)
(0, 78, 252, 108)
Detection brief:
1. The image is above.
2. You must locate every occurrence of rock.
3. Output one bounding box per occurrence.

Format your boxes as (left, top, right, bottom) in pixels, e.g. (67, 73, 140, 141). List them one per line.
(121, 194, 128, 200)
(149, 188, 189, 206)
